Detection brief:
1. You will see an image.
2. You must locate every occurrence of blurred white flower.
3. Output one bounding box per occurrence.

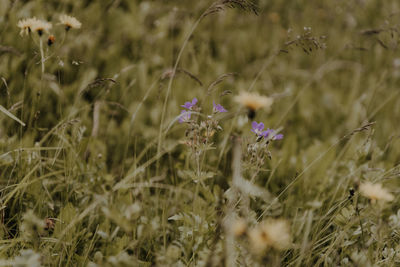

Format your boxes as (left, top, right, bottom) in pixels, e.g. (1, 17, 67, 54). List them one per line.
(31, 19, 52, 36)
(59, 14, 81, 30)
(234, 91, 273, 119)
(359, 182, 394, 202)
(231, 218, 247, 237)
(234, 91, 274, 112)
(248, 219, 291, 254)
(17, 17, 39, 36)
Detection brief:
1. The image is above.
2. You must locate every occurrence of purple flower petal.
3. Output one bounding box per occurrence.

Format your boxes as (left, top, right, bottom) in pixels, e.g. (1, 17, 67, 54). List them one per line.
(181, 97, 198, 110)
(178, 110, 191, 123)
(261, 129, 272, 138)
(213, 101, 228, 113)
(251, 122, 283, 140)
(251, 121, 266, 136)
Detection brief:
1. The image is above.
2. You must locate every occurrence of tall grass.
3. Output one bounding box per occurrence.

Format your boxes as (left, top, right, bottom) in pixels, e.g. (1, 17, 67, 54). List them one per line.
(1, 0, 400, 266)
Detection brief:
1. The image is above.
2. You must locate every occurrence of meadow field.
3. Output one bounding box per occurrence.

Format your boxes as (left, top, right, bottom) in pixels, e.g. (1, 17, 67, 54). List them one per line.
(1, 0, 400, 266)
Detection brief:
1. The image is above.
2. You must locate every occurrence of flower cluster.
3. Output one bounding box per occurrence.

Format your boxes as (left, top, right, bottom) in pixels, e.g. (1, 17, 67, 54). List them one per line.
(17, 14, 81, 43)
(251, 121, 283, 140)
(178, 98, 227, 124)
(178, 97, 198, 123)
(244, 122, 283, 168)
(178, 98, 227, 154)
(17, 14, 82, 73)
(17, 17, 52, 37)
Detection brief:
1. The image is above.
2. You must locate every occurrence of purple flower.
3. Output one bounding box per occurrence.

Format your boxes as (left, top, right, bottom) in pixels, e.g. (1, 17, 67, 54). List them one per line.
(181, 98, 198, 110)
(251, 121, 284, 140)
(251, 121, 272, 138)
(213, 101, 227, 113)
(178, 110, 191, 123)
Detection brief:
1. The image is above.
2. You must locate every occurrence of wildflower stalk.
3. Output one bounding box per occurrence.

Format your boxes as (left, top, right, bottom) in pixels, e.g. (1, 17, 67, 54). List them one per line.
(91, 101, 101, 137)
(192, 136, 204, 212)
(354, 194, 365, 248)
(35, 36, 45, 128)
(61, 31, 67, 46)
(224, 137, 242, 266)
(39, 36, 45, 74)
(157, 1, 255, 173)
(192, 171, 201, 213)
(199, 128, 209, 172)
(157, 16, 203, 174)
(156, 0, 233, 174)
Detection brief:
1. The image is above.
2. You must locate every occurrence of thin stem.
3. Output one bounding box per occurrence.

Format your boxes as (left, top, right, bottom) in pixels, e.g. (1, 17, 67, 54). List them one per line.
(196, 153, 201, 178)
(355, 195, 365, 248)
(156, 11, 205, 174)
(192, 177, 200, 212)
(39, 37, 45, 74)
(121, 78, 159, 175)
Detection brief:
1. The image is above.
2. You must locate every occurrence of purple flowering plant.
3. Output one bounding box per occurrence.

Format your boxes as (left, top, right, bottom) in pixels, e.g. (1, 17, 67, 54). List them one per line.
(178, 97, 229, 179)
(181, 97, 198, 110)
(178, 98, 228, 155)
(213, 101, 228, 113)
(177, 97, 284, 187)
(251, 122, 272, 138)
(178, 98, 228, 124)
(178, 98, 198, 124)
(251, 121, 283, 140)
(178, 110, 192, 123)
(246, 121, 284, 168)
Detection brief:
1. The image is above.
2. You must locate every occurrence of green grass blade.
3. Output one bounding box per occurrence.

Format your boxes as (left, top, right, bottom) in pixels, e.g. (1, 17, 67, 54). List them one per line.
(0, 104, 25, 127)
